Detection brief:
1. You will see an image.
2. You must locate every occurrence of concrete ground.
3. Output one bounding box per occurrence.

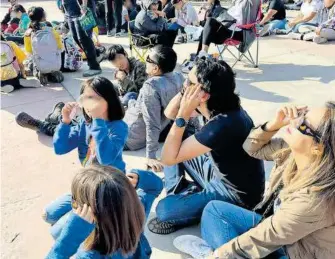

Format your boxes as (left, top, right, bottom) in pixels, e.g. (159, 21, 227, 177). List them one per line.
(1, 1, 335, 258)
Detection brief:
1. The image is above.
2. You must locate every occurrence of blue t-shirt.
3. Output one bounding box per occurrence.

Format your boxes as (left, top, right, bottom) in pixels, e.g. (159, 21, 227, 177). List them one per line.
(194, 109, 265, 208)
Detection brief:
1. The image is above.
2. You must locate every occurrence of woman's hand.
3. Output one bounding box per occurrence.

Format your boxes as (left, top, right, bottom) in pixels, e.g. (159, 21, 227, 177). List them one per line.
(62, 102, 78, 124)
(155, 11, 166, 17)
(146, 158, 164, 172)
(288, 21, 296, 28)
(178, 84, 204, 120)
(265, 105, 307, 132)
(74, 204, 94, 224)
(126, 172, 139, 187)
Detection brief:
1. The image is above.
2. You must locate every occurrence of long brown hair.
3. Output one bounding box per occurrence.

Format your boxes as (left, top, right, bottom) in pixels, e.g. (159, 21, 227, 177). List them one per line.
(71, 165, 145, 256)
(278, 102, 335, 210)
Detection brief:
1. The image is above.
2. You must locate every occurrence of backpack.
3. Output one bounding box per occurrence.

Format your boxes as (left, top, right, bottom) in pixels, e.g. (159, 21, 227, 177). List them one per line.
(63, 36, 83, 71)
(31, 27, 61, 74)
(0, 41, 20, 81)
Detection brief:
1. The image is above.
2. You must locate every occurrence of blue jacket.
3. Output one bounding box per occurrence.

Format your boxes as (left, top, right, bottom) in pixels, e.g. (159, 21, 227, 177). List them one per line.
(46, 170, 164, 259)
(53, 118, 128, 172)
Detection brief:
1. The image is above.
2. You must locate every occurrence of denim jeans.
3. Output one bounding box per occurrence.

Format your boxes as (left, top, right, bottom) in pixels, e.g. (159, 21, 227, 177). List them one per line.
(156, 155, 242, 226)
(268, 19, 287, 33)
(67, 18, 101, 70)
(44, 169, 163, 240)
(286, 22, 317, 33)
(201, 201, 288, 259)
(168, 22, 183, 31)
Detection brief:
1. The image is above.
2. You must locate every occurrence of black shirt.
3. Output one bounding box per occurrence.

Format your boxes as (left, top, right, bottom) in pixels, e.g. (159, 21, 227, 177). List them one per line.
(62, 0, 95, 17)
(266, 0, 286, 20)
(194, 109, 265, 209)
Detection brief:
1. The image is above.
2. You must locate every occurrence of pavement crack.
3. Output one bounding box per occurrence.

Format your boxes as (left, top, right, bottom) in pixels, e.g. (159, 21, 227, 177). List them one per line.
(10, 233, 20, 243)
(1, 194, 42, 208)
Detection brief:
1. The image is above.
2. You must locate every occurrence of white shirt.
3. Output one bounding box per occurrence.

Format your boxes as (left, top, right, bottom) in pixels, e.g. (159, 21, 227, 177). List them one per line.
(300, 0, 322, 24)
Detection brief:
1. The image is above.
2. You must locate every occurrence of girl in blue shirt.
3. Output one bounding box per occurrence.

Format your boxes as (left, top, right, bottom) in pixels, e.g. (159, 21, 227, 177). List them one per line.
(44, 77, 128, 234)
(46, 165, 163, 259)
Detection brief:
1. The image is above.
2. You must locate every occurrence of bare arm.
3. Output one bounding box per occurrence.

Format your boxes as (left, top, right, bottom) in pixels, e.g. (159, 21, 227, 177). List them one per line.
(259, 9, 277, 25)
(164, 93, 182, 120)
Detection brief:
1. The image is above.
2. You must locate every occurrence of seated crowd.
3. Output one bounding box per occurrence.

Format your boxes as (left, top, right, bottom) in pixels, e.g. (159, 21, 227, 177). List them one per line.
(1, 0, 335, 259)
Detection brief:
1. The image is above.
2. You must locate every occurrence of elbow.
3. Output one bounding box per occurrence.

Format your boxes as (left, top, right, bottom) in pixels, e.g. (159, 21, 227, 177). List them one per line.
(53, 144, 67, 155)
(161, 156, 176, 166)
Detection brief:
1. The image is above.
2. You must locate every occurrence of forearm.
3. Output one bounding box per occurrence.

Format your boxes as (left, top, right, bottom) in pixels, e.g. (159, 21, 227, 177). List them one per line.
(164, 93, 182, 120)
(161, 122, 185, 165)
(259, 12, 275, 25)
(82, 0, 88, 7)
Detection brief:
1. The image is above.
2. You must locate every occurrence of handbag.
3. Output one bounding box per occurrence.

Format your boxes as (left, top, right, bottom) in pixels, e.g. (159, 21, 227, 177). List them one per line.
(80, 8, 97, 32)
(215, 8, 237, 28)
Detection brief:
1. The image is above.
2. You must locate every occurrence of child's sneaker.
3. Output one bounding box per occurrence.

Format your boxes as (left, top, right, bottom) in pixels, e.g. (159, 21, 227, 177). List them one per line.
(313, 36, 328, 44)
(1, 85, 15, 93)
(19, 78, 41, 88)
(288, 32, 303, 40)
(48, 71, 64, 83)
(259, 24, 270, 37)
(115, 30, 127, 37)
(273, 28, 287, 35)
(175, 34, 186, 44)
(107, 29, 116, 37)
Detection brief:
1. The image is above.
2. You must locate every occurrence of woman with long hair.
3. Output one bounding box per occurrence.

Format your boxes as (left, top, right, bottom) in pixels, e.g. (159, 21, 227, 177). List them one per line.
(46, 165, 163, 258)
(175, 102, 335, 259)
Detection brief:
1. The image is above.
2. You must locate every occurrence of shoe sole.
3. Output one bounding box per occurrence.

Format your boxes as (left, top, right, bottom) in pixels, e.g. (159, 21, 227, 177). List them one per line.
(82, 70, 102, 77)
(19, 78, 41, 88)
(1, 85, 15, 93)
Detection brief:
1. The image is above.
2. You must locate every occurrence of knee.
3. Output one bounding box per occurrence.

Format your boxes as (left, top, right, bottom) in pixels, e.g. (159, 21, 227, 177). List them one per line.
(155, 197, 175, 221)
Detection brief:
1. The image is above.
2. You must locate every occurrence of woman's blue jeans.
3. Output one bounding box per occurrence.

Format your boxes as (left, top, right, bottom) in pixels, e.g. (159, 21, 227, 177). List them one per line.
(201, 201, 288, 259)
(286, 22, 317, 33)
(267, 19, 287, 33)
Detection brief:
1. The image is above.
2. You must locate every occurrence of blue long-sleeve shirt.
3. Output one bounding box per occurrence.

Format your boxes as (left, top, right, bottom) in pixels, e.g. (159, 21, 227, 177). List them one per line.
(46, 170, 163, 259)
(53, 118, 128, 172)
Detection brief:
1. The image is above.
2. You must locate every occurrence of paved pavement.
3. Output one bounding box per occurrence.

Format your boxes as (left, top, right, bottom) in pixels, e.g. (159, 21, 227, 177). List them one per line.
(1, 1, 335, 258)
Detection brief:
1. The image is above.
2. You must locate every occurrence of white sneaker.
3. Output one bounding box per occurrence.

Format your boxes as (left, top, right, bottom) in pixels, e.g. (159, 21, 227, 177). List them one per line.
(107, 29, 116, 37)
(313, 36, 328, 44)
(1, 85, 15, 93)
(288, 32, 302, 40)
(259, 24, 270, 37)
(303, 32, 315, 41)
(19, 78, 41, 88)
(173, 235, 212, 259)
(115, 30, 127, 37)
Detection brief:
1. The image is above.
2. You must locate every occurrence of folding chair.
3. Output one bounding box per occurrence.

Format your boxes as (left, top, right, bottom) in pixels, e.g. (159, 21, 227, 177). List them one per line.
(216, 2, 262, 68)
(128, 21, 155, 62)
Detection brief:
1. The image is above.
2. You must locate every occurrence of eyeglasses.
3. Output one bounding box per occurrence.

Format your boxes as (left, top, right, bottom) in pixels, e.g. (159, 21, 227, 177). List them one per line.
(296, 117, 321, 142)
(146, 55, 157, 64)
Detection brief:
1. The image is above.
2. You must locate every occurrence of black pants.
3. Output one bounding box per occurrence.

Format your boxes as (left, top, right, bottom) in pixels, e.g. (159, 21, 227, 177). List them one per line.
(151, 30, 178, 48)
(4, 34, 24, 45)
(105, 0, 114, 31)
(67, 18, 101, 70)
(197, 18, 243, 54)
(114, 0, 123, 32)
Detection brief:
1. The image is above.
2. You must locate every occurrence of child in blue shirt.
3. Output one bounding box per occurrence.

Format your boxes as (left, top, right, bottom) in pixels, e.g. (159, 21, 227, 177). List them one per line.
(46, 165, 163, 259)
(44, 77, 128, 232)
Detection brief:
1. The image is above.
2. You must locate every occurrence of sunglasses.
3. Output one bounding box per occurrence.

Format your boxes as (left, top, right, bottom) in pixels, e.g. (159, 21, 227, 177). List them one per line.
(296, 117, 321, 142)
(146, 55, 157, 64)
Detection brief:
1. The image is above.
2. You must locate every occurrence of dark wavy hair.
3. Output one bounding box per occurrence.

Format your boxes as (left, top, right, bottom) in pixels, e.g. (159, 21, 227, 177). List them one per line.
(150, 45, 177, 73)
(107, 44, 128, 61)
(194, 58, 240, 116)
(12, 4, 26, 13)
(80, 77, 125, 123)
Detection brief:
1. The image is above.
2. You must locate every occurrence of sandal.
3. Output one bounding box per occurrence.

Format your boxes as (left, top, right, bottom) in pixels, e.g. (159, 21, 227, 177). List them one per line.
(147, 217, 178, 235)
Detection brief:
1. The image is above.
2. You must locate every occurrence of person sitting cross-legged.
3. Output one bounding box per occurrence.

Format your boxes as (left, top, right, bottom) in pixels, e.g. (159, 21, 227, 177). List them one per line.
(173, 103, 335, 259)
(124, 45, 184, 172)
(107, 45, 148, 107)
(147, 58, 265, 235)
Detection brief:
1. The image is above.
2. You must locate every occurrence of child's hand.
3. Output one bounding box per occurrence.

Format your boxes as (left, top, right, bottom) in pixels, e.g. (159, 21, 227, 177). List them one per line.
(126, 172, 139, 187)
(74, 204, 94, 224)
(62, 102, 78, 124)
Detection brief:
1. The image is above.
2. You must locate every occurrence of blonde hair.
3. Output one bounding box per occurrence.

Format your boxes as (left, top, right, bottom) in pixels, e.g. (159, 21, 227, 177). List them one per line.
(276, 102, 335, 210)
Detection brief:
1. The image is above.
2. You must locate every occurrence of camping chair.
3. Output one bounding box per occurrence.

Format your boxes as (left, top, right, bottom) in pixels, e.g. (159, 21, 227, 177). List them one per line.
(216, 2, 262, 68)
(128, 21, 155, 62)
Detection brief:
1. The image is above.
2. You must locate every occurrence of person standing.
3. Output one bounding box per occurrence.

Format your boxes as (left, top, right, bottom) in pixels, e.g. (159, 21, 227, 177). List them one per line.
(61, 0, 102, 77)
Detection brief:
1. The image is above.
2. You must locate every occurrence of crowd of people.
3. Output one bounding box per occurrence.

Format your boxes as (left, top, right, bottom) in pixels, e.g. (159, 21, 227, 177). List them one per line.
(1, 0, 335, 259)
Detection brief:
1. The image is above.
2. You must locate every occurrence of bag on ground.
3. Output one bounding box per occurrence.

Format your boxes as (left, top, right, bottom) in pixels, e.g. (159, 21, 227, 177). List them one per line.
(0, 41, 20, 81)
(31, 27, 62, 74)
(63, 35, 83, 71)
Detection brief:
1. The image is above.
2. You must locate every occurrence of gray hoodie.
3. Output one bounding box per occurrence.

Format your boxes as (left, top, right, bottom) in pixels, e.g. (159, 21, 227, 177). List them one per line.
(135, 0, 168, 35)
(124, 72, 184, 159)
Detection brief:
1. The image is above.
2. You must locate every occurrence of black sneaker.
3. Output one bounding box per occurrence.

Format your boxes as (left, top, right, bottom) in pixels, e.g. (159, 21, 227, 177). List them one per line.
(48, 71, 64, 83)
(147, 217, 179, 235)
(46, 102, 65, 124)
(15, 112, 43, 132)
